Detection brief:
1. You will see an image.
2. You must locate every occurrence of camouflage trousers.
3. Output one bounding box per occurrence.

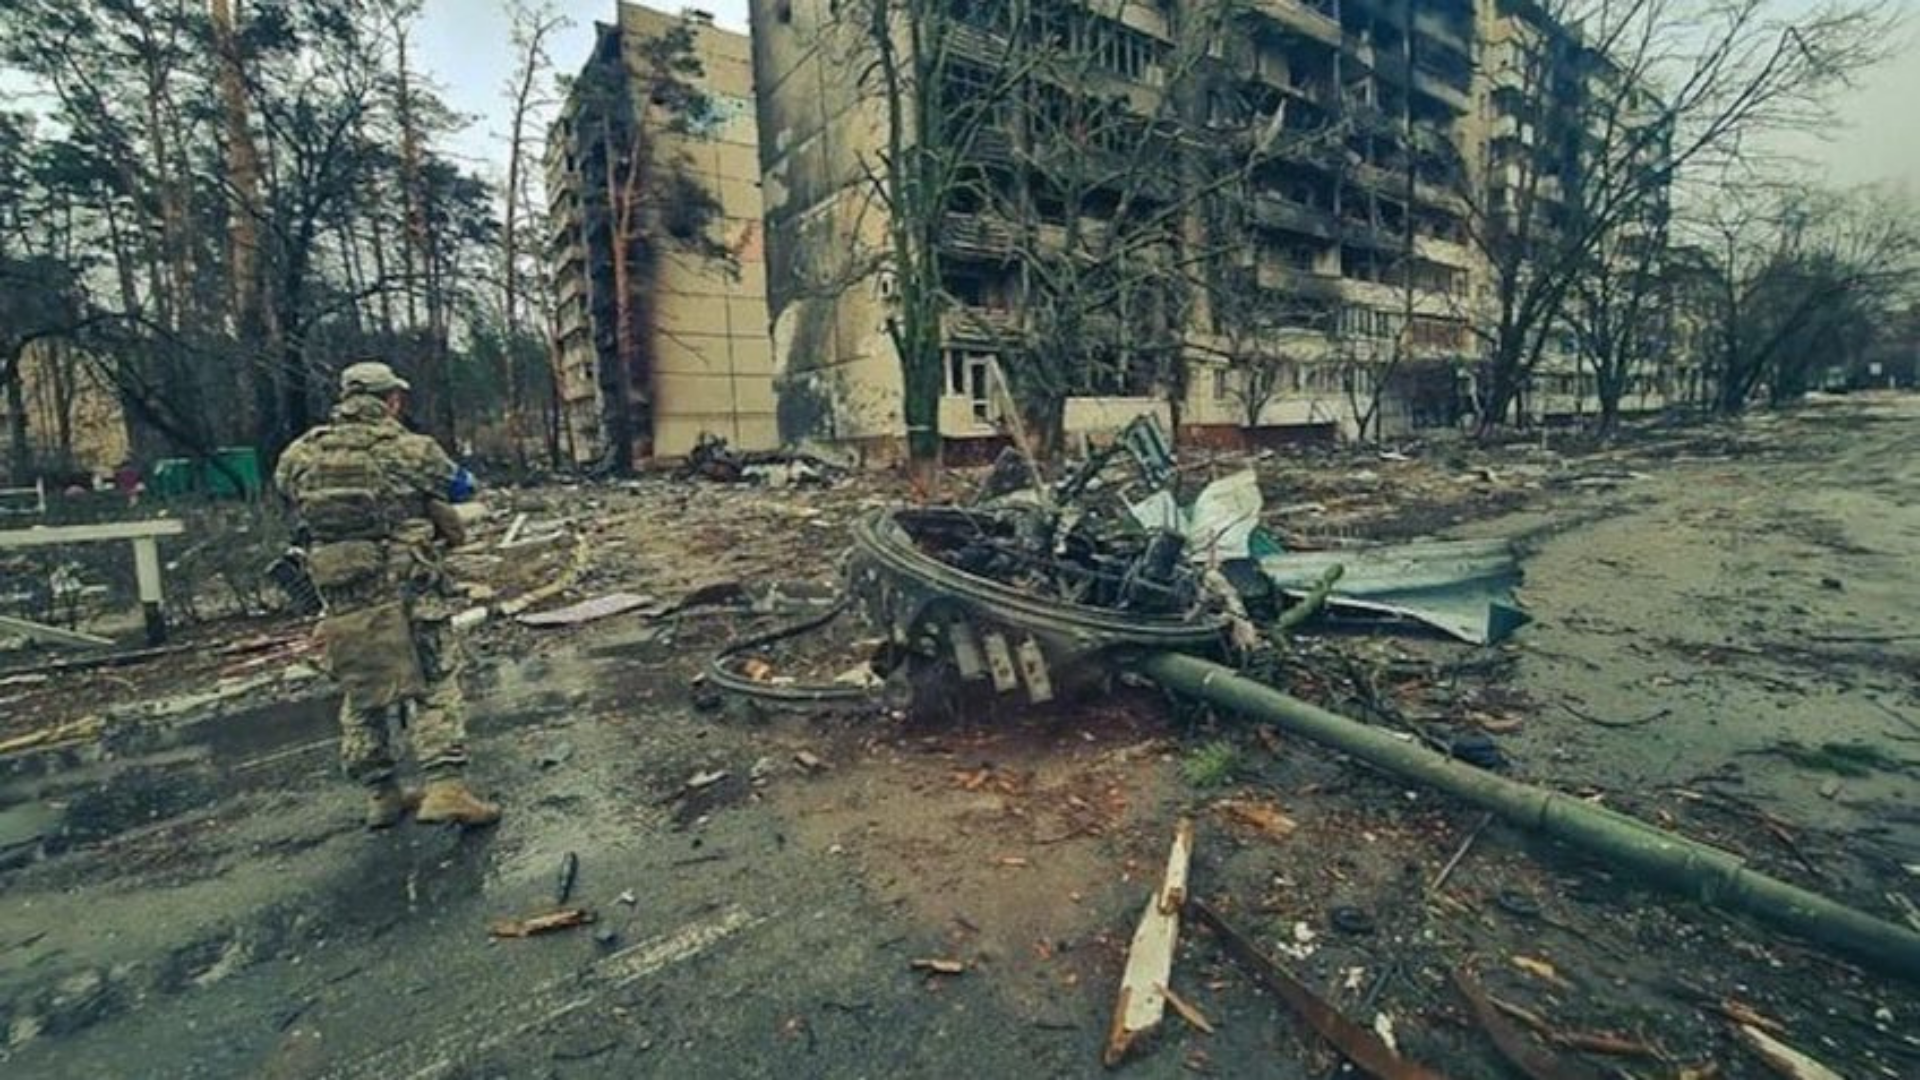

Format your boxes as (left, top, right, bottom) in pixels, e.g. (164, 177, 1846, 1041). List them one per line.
(323, 608, 471, 786)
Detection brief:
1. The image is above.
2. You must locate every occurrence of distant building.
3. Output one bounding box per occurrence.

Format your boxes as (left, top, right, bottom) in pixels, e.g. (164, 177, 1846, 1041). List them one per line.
(544, 3, 775, 464)
(1479, 0, 1676, 422)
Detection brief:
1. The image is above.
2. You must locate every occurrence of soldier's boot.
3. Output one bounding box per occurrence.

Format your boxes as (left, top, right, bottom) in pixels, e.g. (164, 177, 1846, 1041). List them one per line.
(416, 776, 501, 827)
(365, 783, 422, 830)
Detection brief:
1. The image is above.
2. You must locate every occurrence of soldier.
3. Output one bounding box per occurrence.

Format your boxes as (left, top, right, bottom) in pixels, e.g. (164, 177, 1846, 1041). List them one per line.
(274, 360, 501, 829)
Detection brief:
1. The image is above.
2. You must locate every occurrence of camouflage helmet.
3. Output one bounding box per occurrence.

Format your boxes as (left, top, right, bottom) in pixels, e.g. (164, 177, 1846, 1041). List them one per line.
(339, 361, 411, 396)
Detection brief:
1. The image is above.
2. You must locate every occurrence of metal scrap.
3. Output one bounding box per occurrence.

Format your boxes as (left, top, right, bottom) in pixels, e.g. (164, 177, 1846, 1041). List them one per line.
(1259, 539, 1529, 645)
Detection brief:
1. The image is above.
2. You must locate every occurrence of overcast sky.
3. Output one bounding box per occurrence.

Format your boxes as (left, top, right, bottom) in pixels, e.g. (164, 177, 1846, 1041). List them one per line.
(416, 0, 750, 179)
(417, 0, 1917, 194)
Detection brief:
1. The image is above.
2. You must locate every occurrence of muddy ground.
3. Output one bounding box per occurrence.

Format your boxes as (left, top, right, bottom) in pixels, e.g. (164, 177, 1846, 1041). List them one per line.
(1, 394, 1916, 1079)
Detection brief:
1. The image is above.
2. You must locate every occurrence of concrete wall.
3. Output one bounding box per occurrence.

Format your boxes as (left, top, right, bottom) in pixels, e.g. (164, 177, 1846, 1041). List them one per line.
(750, 0, 905, 450)
(623, 3, 778, 458)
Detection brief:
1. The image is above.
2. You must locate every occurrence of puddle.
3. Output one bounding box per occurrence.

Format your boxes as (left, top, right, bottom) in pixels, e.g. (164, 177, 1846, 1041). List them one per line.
(0, 693, 343, 865)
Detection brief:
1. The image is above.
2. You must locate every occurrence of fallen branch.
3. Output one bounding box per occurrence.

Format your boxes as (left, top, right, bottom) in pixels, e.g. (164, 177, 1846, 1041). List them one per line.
(0, 715, 104, 757)
(1430, 812, 1494, 892)
(1193, 898, 1449, 1080)
(0, 630, 298, 680)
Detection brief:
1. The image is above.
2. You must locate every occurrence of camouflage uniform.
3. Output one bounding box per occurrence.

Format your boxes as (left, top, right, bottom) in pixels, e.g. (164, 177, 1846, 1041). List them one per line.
(275, 392, 471, 787)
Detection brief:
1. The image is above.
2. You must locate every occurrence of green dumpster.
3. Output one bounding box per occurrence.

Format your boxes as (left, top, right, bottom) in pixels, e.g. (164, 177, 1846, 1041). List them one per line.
(205, 447, 263, 498)
(150, 458, 196, 498)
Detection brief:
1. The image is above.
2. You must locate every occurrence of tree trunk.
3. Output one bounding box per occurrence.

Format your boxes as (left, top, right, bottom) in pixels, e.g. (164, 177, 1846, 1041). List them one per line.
(394, 29, 426, 334)
(901, 240, 944, 466)
(366, 198, 396, 337)
(503, 12, 557, 469)
(211, 0, 268, 442)
(604, 120, 644, 474)
(1596, 384, 1622, 435)
(5, 357, 30, 485)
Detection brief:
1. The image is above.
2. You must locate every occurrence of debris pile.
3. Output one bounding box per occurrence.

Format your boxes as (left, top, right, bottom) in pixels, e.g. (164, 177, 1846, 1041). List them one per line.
(682, 432, 850, 488)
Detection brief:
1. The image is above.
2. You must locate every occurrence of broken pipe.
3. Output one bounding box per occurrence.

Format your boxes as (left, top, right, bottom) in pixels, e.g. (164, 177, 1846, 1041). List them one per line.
(1138, 651, 1920, 983)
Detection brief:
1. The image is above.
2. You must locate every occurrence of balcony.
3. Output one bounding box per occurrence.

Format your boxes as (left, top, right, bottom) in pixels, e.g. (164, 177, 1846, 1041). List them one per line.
(1350, 159, 1409, 195)
(1342, 96, 1402, 137)
(1262, 130, 1342, 170)
(1413, 234, 1473, 269)
(938, 213, 1016, 259)
(1340, 218, 1407, 254)
(942, 305, 1022, 343)
(948, 23, 1004, 66)
(1252, 195, 1336, 240)
(1413, 10, 1472, 57)
(1259, 268, 1345, 302)
(1252, 0, 1341, 47)
(1412, 65, 1472, 113)
(961, 125, 1015, 167)
(1264, 76, 1334, 108)
(1491, 113, 1533, 145)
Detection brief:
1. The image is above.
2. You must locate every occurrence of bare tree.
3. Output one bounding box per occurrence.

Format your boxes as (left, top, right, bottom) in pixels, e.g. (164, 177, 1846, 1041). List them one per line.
(1693, 182, 1918, 412)
(832, 0, 1049, 469)
(1566, 206, 1667, 433)
(834, 0, 1318, 460)
(1460, 0, 1897, 435)
(500, 0, 569, 466)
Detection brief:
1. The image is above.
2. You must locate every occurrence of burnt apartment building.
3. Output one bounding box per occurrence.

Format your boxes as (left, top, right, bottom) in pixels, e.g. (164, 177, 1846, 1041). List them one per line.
(546, 3, 774, 464)
(747, 0, 1485, 455)
(1479, 0, 1677, 422)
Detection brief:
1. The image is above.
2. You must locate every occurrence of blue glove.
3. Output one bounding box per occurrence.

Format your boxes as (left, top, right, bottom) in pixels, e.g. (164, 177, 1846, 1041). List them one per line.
(448, 466, 477, 504)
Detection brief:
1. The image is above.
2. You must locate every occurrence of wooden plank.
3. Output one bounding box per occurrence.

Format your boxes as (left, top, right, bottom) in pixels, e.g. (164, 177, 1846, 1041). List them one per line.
(0, 614, 115, 649)
(1104, 817, 1194, 1067)
(0, 518, 185, 548)
(1160, 984, 1216, 1034)
(1158, 816, 1193, 913)
(1734, 1025, 1845, 1080)
(1193, 898, 1451, 1080)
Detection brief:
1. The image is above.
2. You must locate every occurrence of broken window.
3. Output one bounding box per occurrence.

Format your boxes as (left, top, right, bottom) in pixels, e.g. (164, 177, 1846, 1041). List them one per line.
(945, 349, 998, 424)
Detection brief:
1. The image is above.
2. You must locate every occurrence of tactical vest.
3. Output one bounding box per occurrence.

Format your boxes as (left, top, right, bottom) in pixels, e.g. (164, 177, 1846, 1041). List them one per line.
(296, 424, 423, 544)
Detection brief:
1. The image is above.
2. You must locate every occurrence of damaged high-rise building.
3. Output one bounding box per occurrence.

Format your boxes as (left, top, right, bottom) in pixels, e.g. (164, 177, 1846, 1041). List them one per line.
(748, 0, 1485, 456)
(745, 0, 1676, 456)
(546, 3, 775, 465)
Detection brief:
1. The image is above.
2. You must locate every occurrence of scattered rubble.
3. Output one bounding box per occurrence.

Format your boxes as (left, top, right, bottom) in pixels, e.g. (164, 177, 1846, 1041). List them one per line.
(4, 401, 1919, 1079)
